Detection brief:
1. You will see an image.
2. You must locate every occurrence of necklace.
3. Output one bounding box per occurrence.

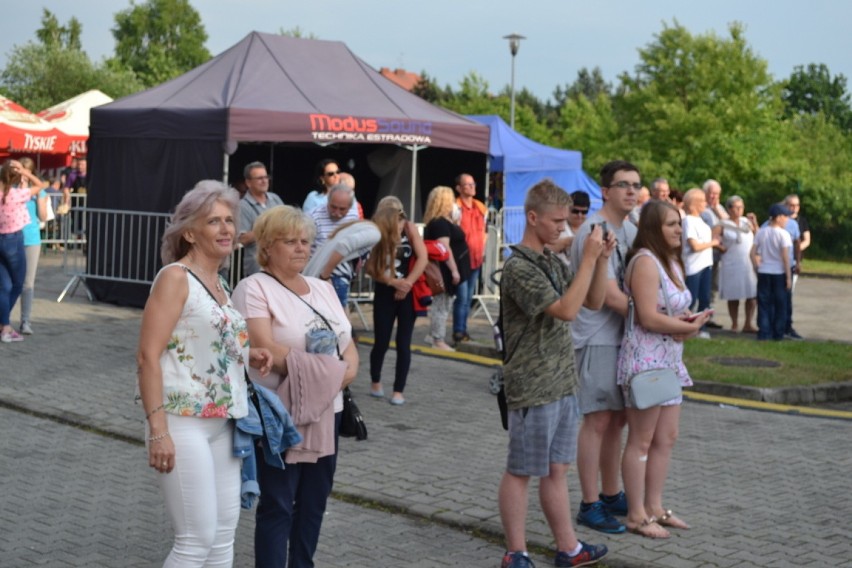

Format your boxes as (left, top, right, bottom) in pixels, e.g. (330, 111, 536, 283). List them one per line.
(186, 262, 222, 293)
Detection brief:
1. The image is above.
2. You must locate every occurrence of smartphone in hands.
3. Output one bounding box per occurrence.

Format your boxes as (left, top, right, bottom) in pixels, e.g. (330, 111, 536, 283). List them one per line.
(685, 309, 714, 322)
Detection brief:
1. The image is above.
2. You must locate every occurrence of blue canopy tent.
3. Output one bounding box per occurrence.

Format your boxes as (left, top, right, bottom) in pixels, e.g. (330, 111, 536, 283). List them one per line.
(467, 114, 601, 247)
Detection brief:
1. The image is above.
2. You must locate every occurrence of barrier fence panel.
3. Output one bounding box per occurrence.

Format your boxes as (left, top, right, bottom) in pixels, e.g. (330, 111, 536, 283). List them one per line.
(58, 207, 171, 302)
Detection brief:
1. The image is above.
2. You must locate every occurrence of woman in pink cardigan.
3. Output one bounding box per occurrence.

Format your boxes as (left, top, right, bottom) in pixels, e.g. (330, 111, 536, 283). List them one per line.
(232, 204, 358, 568)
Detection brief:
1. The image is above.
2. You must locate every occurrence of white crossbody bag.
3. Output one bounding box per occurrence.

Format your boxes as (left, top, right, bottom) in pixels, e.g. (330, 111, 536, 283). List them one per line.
(624, 257, 683, 409)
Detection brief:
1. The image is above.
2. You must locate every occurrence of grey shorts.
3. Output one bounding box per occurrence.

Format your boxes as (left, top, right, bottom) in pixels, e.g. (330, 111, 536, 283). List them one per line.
(506, 395, 580, 477)
(576, 345, 625, 414)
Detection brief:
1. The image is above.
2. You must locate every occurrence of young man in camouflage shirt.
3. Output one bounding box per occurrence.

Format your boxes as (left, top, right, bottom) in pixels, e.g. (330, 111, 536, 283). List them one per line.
(498, 179, 614, 568)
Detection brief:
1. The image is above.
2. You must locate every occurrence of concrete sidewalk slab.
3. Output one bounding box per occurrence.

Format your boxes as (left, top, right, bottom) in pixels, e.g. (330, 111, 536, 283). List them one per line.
(3, 254, 852, 567)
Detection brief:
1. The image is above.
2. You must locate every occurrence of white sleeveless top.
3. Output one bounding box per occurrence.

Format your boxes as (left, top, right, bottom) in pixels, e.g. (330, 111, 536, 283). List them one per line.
(156, 263, 249, 419)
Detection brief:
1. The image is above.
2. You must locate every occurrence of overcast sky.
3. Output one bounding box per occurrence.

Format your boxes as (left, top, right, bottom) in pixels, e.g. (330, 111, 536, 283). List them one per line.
(2, 0, 849, 103)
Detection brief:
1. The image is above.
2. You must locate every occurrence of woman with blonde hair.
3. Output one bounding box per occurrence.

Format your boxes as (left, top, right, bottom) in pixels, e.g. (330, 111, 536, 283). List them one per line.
(232, 204, 358, 567)
(422, 186, 470, 350)
(137, 180, 273, 566)
(0, 159, 47, 343)
(366, 199, 427, 404)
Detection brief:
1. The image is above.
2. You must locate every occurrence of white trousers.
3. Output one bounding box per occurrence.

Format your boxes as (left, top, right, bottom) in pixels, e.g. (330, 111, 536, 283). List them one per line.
(153, 415, 240, 567)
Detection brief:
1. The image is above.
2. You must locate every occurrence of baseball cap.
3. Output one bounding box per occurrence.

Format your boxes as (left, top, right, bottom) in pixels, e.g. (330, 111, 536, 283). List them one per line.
(768, 203, 792, 218)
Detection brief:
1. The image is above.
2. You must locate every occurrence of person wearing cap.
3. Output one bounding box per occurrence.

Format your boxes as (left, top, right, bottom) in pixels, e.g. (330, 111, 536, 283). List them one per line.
(751, 204, 793, 341)
(552, 190, 591, 269)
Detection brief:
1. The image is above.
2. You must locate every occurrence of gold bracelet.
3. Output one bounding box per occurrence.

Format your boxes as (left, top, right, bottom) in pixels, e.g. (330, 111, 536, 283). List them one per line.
(147, 431, 170, 443)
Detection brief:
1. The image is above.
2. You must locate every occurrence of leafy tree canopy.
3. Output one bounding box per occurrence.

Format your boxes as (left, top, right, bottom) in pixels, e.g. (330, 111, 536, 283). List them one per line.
(782, 63, 852, 131)
(111, 0, 210, 87)
(1, 10, 142, 111)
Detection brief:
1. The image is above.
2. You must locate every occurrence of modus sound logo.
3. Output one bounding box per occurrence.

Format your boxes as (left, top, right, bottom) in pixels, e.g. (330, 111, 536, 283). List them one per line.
(309, 114, 433, 144)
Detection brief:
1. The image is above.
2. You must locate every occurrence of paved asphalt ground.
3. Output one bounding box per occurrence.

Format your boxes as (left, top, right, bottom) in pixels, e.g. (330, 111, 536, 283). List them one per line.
(1, 253, 851, 567)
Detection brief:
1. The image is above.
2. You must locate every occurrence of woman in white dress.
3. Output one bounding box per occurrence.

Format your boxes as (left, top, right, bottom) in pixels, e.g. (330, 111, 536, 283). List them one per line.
(717, 195, 758, 332)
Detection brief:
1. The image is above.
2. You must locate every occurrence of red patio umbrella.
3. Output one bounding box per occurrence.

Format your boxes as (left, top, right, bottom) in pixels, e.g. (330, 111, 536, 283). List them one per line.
(0, 96, 79, 155)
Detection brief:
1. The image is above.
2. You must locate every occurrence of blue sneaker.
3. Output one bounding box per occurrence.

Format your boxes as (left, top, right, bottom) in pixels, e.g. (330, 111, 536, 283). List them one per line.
(501, 551, 536, 568)
(600, 490, 628, 516)
(576, 500, 625, 534)
(554, 541, 608, 567)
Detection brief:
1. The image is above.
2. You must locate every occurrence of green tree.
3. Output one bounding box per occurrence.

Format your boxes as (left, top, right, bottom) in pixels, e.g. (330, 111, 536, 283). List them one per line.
(553, 66, 612, 107)
(411, 71, 452, 105)
(35, 8, 82, 50)
(111, 0, 210, 87)
(553, 93, 646, 176)
(278, 26, 318, 39)
(1, 10, 142, 110)
(614, 21, 788, 192)
(782, 63, 852, 131)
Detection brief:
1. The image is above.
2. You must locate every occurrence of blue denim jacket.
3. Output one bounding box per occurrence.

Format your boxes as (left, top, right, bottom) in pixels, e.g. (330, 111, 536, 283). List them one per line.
(234, 382, 302, 509)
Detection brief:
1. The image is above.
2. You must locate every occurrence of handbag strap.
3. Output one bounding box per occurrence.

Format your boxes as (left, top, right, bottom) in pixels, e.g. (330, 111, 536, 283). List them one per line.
(182, 266, 255, 392)
(624, 252, 674, 336)
(261, 271, 342, 359)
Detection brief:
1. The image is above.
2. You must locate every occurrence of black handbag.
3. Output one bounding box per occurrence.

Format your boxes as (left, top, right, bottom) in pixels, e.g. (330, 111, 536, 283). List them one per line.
(339, 387, 368, 440)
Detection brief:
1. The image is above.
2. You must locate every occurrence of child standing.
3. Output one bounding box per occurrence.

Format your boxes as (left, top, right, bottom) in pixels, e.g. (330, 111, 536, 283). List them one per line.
(751, 204, 793, 340)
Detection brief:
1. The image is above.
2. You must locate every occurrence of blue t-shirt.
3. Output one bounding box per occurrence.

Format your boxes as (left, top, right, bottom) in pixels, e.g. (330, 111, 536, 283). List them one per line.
(22, 190, 46, 246)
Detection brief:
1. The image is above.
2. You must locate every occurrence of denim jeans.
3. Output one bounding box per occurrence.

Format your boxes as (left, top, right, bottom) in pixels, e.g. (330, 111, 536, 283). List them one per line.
(254, 412, 341, 568)
(685, 266, 712, 314)
(453, 267, 480, 335)
(330, 275, 350, 309)
(757, 273, 788, 340)
(0, 231, 26, 326)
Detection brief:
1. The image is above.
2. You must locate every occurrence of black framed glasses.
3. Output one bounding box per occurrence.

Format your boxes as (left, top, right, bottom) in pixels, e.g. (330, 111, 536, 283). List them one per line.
(609, 181, 642, 190)
(571, 208, 589, 215)
(324, 170, 340, 177)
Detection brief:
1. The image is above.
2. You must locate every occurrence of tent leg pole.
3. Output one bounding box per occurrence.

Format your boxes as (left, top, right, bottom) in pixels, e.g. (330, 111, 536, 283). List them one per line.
(410, 147, 418, 220)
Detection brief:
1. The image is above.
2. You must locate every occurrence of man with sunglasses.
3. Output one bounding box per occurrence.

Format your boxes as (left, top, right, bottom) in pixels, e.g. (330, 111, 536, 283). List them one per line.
(570, 160, 639, 535)
(303, 159, 341, 214)
(239, 161, 283, 276)
(552, 191, 591, 269)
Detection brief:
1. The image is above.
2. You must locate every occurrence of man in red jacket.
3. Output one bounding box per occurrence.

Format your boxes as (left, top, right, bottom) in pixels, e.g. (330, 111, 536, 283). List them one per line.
(453, 173, 487, 344)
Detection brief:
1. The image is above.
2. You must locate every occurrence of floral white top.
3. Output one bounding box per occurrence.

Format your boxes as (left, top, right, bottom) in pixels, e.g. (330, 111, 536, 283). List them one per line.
(617, 250, 694, 405)
(157, 263, 249, 419)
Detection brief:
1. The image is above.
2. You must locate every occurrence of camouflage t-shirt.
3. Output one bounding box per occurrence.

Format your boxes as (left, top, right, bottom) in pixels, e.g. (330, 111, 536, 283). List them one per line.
(501, 245, 577, 410)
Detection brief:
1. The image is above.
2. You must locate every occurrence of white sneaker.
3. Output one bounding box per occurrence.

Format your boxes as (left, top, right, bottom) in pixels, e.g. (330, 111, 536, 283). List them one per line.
(21, 322, 33, 335)
(697, 331, 711, 340)
(1, 330, 24, 343)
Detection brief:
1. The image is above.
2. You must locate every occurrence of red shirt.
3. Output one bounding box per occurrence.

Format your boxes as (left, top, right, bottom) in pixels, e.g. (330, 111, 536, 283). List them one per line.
(456, 197, 487, 270)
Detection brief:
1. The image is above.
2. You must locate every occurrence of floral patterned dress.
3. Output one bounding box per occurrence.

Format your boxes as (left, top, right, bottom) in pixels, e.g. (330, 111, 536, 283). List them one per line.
(158, 263, 250, 419)
(617, 250, 694, 406)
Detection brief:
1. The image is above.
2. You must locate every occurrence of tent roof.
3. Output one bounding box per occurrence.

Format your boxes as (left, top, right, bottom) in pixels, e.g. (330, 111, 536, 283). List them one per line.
(38, 90, 113, 137)
(467, 114, 582, 172)
(0, 96, 80, 154)
(92, 32, 488, 154)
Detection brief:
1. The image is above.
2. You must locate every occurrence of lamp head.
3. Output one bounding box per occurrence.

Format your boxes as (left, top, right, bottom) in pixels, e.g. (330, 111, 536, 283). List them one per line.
(503, 33, 526, 56)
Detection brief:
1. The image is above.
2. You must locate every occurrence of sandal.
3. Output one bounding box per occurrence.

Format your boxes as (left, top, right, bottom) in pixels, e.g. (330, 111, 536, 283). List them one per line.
(627, 517, 670, 539)
(657, 509, 690, 530)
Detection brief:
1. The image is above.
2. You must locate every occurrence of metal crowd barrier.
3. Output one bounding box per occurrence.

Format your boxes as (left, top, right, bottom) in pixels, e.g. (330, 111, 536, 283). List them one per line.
(54, 206, 515, 330)
(57, 207, 170, 302)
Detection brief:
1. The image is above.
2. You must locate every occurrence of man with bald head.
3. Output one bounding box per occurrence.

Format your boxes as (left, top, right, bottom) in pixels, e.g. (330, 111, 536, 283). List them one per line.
(310, 183, 360, 306)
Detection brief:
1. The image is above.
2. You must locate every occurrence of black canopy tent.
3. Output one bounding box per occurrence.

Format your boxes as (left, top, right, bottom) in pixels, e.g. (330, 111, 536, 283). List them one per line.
(86, 31, 490, 306)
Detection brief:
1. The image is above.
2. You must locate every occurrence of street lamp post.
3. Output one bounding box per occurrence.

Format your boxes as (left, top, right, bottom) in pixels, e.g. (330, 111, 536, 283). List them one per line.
(503, 33, 525, 130)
